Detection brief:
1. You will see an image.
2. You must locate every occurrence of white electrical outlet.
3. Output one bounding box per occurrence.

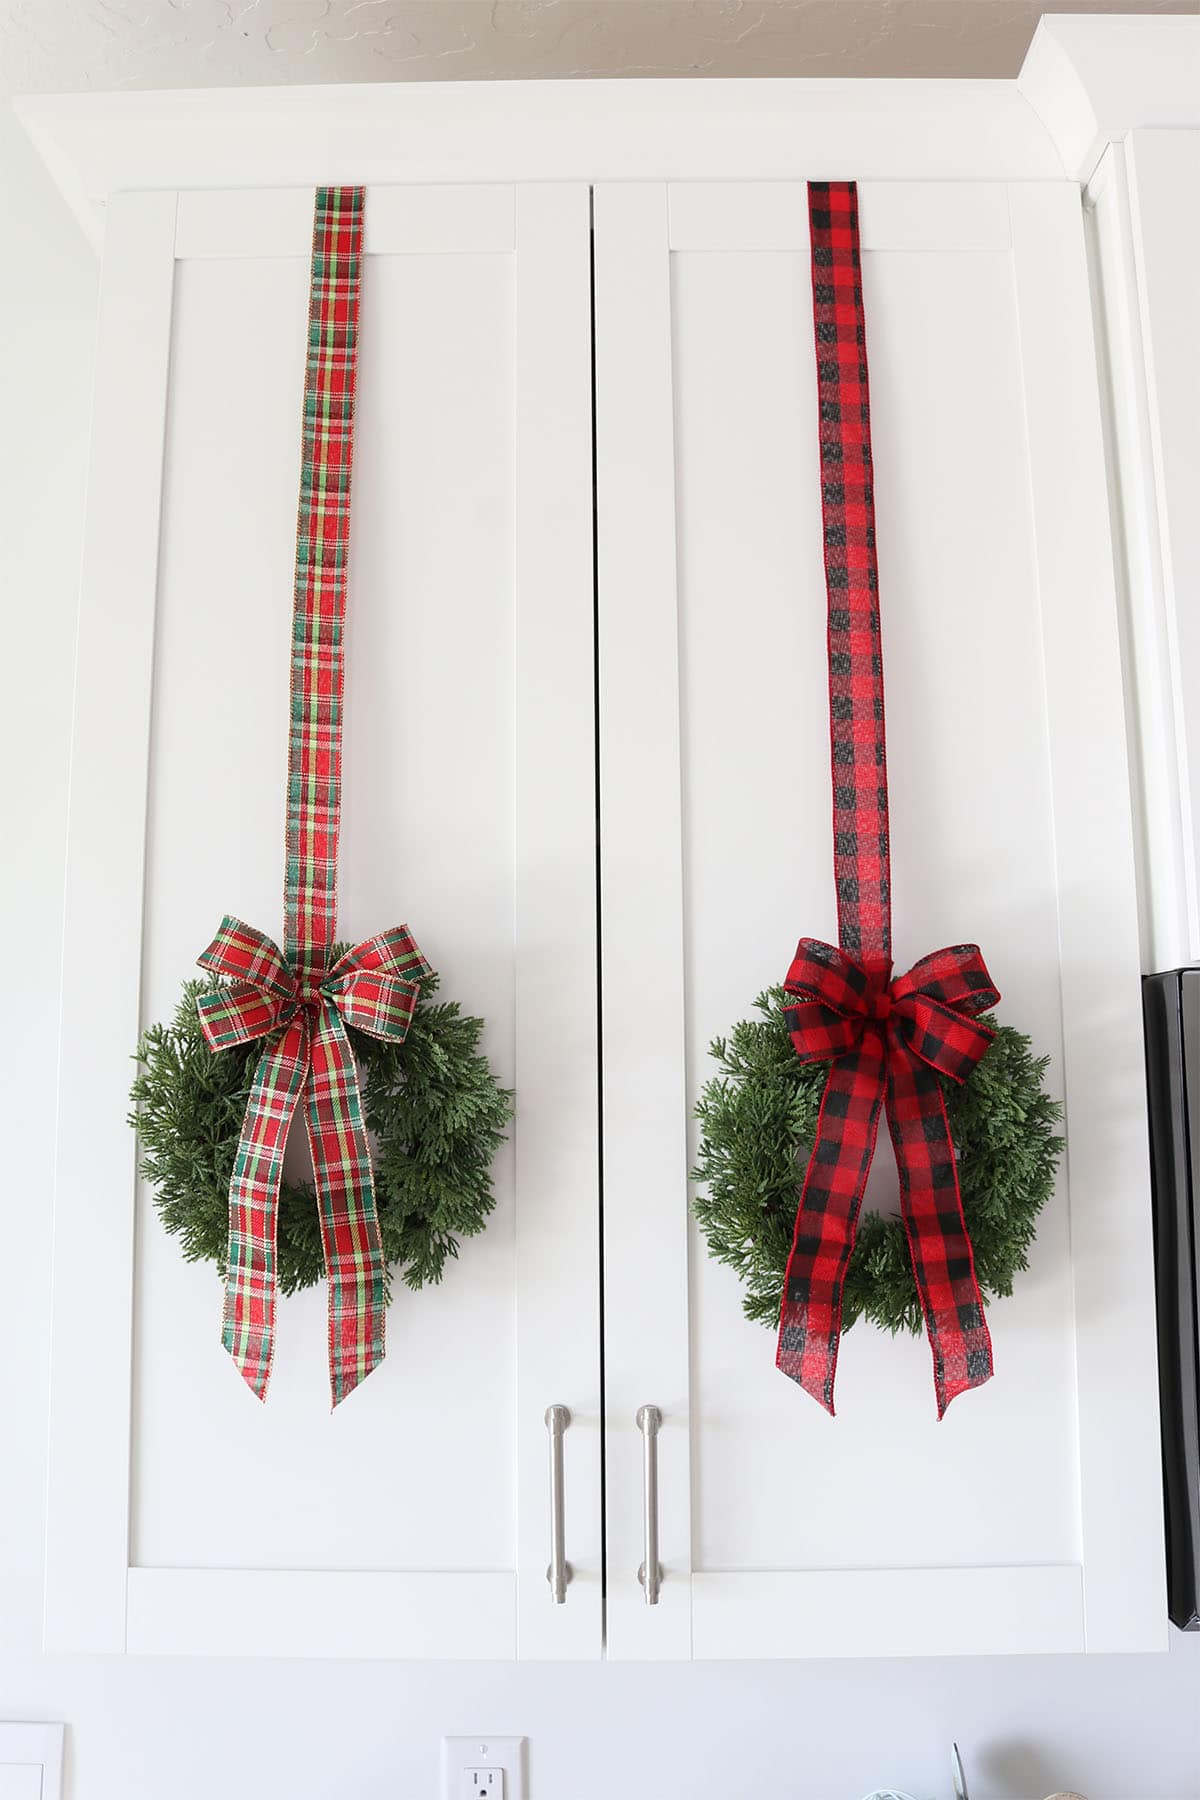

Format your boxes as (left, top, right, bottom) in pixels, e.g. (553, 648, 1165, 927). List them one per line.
(462, 1769, 503, 1800)
(442, 1737, 526, 1800)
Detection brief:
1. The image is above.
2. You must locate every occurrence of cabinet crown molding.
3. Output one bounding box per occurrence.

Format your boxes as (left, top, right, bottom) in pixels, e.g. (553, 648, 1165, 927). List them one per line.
(19, 16, 1200, 248)
(1019, 13, 1200, 184)
(18, 76, 1066, 253)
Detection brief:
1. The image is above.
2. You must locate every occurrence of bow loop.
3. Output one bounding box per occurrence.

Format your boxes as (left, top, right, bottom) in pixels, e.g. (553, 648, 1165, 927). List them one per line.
(322, 925, 431, 1042)
(198, 980, 296, 1051)
(891, 993, 995, 1086)
(198, 915, 297, 1002)
(326, 972, 423, 1042)
(328, 925, 433, 987)
(890, 943, 999, 1018)
(196, 918, 299, 1051)
(783, 938, 875, 1017)
(889, 944, 998, 1084)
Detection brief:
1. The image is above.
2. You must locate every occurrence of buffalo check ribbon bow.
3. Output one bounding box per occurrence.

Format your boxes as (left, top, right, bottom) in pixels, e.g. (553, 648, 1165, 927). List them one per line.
(777, 180, 997, 1416)
(778, 939, 999, 1419)
(194, 186, 428, 1405)
(197, 918, 432, 1405)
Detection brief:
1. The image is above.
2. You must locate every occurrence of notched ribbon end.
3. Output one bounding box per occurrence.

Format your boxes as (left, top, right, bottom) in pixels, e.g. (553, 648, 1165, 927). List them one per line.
(329, 1351, 385, 1411)
(777, 1356, 837, 1418)
(776, 1325, 838, 1416)
(934, 1342, 995, 1422)
(221, 1332, 271, 1404)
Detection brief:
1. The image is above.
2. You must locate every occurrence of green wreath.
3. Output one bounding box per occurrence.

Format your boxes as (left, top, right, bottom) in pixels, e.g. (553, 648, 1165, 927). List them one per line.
(130, 970, 512, 1298)
(692, 988, 1063, 1337)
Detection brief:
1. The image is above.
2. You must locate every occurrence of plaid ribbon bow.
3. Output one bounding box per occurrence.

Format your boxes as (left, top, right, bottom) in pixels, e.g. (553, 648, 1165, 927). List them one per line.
(198, 917, 431, 1404)
(777, 181, 997, 1416)
(779, 939, 998, 1418)
(196, 188, 428, 1404)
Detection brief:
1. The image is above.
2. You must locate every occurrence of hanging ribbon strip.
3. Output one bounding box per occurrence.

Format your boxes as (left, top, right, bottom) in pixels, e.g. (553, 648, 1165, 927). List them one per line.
(776, 182, 998, 1418)
(197, 188, 431, 1405)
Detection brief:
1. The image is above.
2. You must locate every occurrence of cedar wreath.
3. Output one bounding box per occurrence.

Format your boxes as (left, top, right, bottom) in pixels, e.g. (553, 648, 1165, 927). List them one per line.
(131, 970, 511, 1298)
(692, 988, 1062, 1337)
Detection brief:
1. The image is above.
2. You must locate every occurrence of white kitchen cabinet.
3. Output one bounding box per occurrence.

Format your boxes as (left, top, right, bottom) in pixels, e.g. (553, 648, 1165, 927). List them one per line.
(594, 175, 1163, 1659)
(41, 182, 602, 1660)
(27, 11, 1200, 1663)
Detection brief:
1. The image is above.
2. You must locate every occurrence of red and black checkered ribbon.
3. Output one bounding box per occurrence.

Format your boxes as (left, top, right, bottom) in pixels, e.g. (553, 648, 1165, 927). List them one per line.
(776, 182, 997, 1417)
(196, 188, 430, 1406)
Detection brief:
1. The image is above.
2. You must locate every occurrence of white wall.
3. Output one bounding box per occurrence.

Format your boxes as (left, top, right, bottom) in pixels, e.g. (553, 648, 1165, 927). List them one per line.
(5, 1, 1199, 86)
(2, 106, 1198, 1800)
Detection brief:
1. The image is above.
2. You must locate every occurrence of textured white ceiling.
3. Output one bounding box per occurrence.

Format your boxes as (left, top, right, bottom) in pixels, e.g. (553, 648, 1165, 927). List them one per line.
(2, 0, 1196, 92)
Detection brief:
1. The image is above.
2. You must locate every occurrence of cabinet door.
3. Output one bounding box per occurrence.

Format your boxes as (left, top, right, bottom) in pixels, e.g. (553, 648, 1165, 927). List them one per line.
(46, 184, 600, 1660)
(595, 181, 1166, 1658)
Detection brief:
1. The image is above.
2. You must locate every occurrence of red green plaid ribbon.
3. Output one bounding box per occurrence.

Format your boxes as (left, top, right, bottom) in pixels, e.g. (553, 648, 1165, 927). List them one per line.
(776, 182, 997, 1417)
(196, 188, 430, 1405)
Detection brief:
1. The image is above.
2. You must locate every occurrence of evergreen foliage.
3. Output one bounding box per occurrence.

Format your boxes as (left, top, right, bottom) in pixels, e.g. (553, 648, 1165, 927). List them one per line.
(692, 988, 1063, 1337)
(130, 971, 512, 1298)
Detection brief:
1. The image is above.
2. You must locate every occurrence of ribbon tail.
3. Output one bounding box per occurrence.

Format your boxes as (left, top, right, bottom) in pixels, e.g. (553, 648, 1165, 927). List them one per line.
(221, 1015, 310, 1401)
(886, 1051, 994, 1419)
(306, 1006, 387, 1408)
(776, 1046, 886, 1414)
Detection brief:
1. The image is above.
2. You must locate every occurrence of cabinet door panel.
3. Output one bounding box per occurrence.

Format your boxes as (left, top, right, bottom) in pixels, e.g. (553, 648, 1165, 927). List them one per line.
(46, 185, 600, 1660)
(596, 180, 1165, 1658)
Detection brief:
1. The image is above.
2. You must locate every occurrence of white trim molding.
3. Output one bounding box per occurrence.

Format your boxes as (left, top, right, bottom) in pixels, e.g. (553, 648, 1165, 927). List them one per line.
(22, 17, 1200, 256)
(1020, 13, 1200, 184)
(16, 78, 1065, 253)
(1088, 139, 1200, 973)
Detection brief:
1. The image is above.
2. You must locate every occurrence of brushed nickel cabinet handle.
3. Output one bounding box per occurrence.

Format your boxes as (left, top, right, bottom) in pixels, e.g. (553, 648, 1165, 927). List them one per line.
(544, 1404, 572, 1603)
(635, 1404, 663, 1605)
